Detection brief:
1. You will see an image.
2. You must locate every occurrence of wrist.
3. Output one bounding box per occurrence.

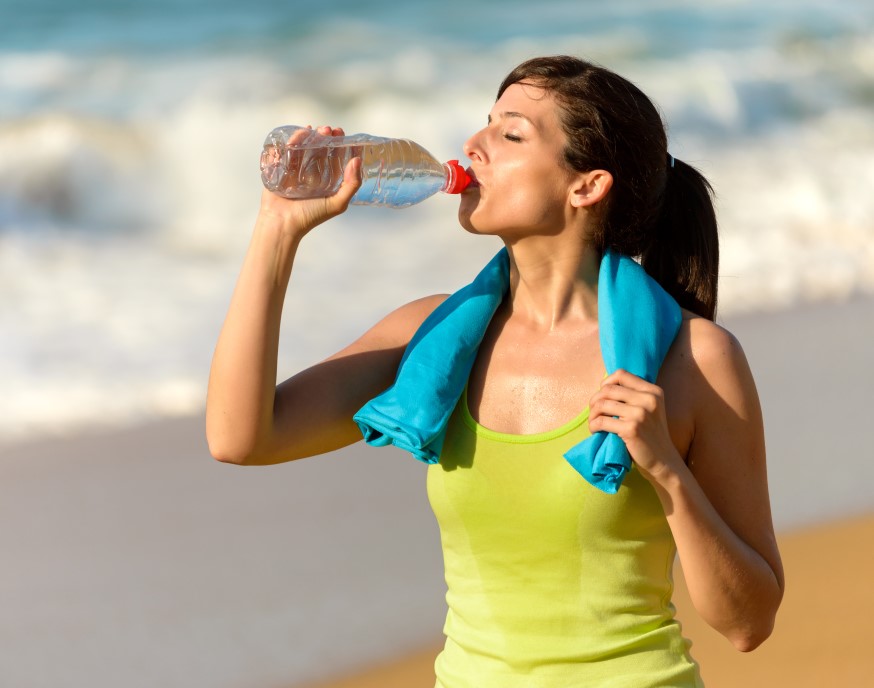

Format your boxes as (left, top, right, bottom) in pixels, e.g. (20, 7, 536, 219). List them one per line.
(254, 208, 308, 247)
(638, 449, 689, 492)
(244, 214, 305, 292)
(257, 186, 328, 240)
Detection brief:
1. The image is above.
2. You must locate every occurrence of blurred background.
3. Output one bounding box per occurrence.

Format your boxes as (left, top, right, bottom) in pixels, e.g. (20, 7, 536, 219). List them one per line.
(2, 0, 873, 443)
(1, 1, 873, 687)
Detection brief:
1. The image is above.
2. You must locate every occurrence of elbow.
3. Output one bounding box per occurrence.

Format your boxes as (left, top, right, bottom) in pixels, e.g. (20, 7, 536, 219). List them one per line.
(206, 429, 290, 466)
(729, 623, 773, 653)
(726, 602, 780, 653)
(205, 410, 275, 465)
(210, 450, 249, 466)
(205, 421, 259, 466)
(724, 568, 785, 653)
(208, 438, 254, 465)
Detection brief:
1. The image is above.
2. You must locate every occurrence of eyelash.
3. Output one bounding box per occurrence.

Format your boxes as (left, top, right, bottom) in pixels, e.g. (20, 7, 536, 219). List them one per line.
(485, 118, 522, 143)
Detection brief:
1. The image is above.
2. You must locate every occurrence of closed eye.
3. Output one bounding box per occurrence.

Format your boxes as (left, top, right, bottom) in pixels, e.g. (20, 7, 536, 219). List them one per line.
(486, 115, 524, 142)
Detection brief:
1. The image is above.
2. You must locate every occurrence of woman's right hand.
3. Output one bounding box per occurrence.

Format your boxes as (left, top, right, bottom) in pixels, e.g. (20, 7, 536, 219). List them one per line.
(258, 125, 363, 238)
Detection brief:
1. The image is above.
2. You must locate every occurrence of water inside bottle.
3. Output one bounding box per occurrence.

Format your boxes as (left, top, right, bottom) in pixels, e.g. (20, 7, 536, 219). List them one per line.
(261, 136, 347, 198)
(354, 139, 446, 207)
(261, 129, 450, 208)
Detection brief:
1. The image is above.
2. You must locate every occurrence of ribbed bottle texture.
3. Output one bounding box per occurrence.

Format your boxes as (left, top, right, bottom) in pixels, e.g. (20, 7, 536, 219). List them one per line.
(260, 125, 469, 208)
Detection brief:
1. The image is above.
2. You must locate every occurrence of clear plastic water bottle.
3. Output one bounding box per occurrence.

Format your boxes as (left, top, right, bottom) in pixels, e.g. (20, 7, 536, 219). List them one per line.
(260, 125, 472, 208)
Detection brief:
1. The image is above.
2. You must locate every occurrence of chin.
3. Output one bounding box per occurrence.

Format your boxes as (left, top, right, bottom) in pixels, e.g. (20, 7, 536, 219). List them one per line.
(457, 206, 476, 234)
(457, 211, 515, 238)
(458, 201, 495, 236)
(458, 213, 490, 236)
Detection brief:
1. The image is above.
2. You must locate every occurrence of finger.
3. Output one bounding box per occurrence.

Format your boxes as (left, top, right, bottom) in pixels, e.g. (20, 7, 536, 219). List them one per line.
(326, 157, 362, 211)
(602, 369, 654, 391)
(343, 156, 362, 189)
(588, 413, 627, 437)
(592, 382, 650, 405)
(313, 125, 345, 136)
(601, 370, 663, 398)
(601, 385, 662, 416)
(590, 397, 633, 421)
(288, 126, 314, 146)
(591, 383, 663, 423)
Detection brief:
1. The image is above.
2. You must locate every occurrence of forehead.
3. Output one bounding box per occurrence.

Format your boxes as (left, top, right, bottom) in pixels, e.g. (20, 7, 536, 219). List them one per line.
(492, 81, 562, 128)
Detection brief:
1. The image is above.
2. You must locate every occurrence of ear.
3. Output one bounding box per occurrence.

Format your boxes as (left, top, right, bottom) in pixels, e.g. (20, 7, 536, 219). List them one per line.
(569, 169, 613, 208)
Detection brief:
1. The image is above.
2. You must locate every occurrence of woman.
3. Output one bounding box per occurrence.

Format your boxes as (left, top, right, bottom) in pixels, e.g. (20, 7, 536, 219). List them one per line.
(207, 55, 784, 687)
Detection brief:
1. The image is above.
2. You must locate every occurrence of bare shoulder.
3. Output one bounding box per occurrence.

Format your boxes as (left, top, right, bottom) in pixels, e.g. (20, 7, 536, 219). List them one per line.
(393, 293, 451, 325)
(660, 310, 762, 462)
(686, 311, 746, 363)
(692, 311, 758, 409)
(665, 309, 755, 389)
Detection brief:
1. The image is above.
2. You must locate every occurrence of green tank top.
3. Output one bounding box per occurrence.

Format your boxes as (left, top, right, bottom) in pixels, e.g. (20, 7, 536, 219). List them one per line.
(426, 392, 703, 688)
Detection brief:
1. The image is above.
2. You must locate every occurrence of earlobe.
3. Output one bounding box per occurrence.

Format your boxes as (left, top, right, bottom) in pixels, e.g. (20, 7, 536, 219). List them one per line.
(570, 170, 613, 208)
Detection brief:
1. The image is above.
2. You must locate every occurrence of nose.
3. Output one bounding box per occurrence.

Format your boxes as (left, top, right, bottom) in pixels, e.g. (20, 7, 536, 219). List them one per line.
(463, 128, 484, 162)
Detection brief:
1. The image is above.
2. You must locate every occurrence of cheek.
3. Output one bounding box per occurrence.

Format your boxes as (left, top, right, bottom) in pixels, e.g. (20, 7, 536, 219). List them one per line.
(459, 192, 559, 235)
(458, 166, 570, 233)
(501, 185, 567, 227)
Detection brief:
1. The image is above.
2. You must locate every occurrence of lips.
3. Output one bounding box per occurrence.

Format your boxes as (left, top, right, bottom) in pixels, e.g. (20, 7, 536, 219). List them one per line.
(465, 167, 480, 188)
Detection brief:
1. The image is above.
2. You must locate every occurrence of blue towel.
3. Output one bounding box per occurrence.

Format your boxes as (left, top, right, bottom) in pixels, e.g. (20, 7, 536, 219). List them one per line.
(353, 247, 682, 493)
(563, 249, 683, 493)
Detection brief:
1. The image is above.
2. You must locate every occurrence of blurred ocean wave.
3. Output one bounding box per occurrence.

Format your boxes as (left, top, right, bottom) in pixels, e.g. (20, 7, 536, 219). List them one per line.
(1, 0, 872, 442)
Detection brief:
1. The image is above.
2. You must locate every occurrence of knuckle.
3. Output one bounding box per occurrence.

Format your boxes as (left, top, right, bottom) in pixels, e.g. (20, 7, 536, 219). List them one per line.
(626, 422, 642, 439)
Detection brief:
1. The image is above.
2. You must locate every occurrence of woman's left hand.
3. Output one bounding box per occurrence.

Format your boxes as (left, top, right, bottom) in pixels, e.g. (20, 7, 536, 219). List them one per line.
(588, 369, 685, 484)
(589, 334, 783, 653)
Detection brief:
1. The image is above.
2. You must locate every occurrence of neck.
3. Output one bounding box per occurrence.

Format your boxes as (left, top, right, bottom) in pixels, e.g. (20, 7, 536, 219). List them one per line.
(503, 234, 601, 330)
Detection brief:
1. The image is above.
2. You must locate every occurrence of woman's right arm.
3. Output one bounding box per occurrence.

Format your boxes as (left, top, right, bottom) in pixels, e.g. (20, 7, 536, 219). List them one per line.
(206, 132, 444, 465)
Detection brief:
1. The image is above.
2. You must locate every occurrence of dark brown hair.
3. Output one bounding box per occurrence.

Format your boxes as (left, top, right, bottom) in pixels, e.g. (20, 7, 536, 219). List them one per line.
(498, 55, 719, 320)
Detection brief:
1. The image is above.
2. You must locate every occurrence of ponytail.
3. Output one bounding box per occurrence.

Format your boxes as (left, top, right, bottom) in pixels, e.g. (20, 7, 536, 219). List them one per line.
(641, 157, 719, 321)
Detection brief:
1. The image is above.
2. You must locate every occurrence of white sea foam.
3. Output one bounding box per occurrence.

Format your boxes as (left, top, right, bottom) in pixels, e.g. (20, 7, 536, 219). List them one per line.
(1, 2, 873, 443)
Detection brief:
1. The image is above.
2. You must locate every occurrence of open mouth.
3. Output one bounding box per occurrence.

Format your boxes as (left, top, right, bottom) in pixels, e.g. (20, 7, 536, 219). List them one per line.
(465, 167, 480, 188)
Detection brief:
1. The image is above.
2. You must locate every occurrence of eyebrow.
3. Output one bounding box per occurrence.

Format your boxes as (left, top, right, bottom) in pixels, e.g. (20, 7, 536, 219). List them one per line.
(488, 111, 537, 127)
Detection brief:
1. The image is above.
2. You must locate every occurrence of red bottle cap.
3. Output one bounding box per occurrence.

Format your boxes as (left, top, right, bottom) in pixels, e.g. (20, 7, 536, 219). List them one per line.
(443, 159, 472, 194)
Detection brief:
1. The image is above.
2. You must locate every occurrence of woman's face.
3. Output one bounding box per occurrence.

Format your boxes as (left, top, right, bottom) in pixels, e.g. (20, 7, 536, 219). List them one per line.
(458, 81, 578, 238)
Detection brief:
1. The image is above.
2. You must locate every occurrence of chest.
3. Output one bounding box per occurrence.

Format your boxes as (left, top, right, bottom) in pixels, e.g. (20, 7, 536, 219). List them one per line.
(429, 407, 674, 558)
(466, 319, 695, 459)
(467, 318, 603, 435)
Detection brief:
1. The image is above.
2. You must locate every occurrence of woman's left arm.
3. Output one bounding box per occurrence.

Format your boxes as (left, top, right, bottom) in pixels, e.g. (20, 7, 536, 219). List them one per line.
(588, 319, 784, 652)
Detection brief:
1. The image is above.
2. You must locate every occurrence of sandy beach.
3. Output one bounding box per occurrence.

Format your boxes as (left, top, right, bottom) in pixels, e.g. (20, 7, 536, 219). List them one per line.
(2, 295, 873, 688)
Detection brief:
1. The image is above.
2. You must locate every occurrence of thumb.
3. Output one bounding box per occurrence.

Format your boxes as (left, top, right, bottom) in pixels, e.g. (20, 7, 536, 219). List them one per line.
(328, 156, 362, 212)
